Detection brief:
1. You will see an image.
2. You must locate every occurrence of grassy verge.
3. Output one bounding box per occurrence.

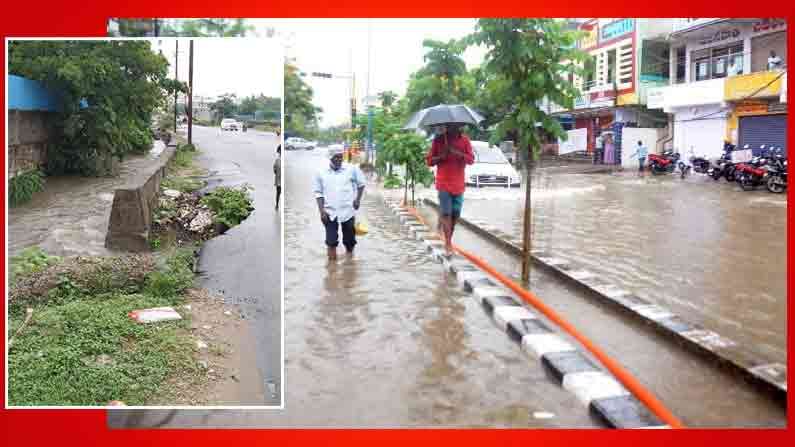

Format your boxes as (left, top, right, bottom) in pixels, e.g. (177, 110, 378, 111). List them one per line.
(7, 248, 205, 406)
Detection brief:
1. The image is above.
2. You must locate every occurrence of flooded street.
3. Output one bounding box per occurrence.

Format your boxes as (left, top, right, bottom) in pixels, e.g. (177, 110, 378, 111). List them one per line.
(7, 142, 168, 258)
(412, 170, 787, 365)
(107, 149, 599, 428)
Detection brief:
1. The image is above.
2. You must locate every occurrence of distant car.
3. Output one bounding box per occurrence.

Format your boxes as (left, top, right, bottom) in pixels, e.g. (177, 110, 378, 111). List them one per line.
(221, 119, 240, 131)
(466, 141, 521, 187)
(285, 137, 316, 151)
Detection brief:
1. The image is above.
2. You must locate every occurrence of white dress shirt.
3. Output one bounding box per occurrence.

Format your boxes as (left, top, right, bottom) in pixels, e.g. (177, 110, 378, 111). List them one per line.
(313, 163, 365, 223)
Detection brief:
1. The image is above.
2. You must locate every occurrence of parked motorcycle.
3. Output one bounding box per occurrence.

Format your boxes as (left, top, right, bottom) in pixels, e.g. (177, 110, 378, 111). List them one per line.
(688, 148, 712, 174)
(735, 155, 770, 191)
(649, 151, 683, 176)
(707, 142, 736, 181)
(765, 148, 787, 193)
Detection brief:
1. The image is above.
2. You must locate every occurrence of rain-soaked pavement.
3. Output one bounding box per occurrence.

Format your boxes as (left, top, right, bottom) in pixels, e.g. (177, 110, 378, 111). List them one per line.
(189, 125, 282, 406)
(413, 169, 787, 366)
(7, 141, 169, 258)
(107, 150, 785, 428)
(107, 149, 599, 428)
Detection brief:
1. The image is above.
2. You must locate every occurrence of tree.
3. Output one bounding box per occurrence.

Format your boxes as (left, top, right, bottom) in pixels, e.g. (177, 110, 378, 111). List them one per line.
(209, 94, 238, 123)
(467, 19, 586, 283)
(404, 39, 473, 113)
(9, 40, 184, 175)
(178, 19, 253, 37)
(284, 62, 322, 137)
(378, 90, 398, 111)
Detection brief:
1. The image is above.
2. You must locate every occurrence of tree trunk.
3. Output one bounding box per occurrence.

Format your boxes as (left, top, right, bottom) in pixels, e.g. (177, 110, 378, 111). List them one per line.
(521, 144, 535, 284)
(187, 40, 194, 145)
(403, 164, 409, 205)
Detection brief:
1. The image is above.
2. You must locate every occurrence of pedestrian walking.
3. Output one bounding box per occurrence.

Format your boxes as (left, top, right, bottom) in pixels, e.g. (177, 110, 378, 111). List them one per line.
(603, 132, 615, 165)
(426, 123, 474, 257)
(594, 132, 604, 164)
(629, 140, 648, 175)
(313, 145, 366, 261)
(274, 145, 281, 211)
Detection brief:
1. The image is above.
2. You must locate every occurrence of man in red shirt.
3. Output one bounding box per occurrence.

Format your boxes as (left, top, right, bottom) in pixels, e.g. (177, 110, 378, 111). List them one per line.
(426, 124, 474, 257)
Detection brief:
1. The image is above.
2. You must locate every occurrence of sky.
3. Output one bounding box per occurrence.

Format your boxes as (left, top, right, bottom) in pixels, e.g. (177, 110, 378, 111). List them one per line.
(153, 37, 283, 100)
(270, 19, 488, 128)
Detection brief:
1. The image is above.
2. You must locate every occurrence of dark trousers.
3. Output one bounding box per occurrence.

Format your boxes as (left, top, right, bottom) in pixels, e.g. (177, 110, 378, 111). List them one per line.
(275, 186, 281, 206)
(324, 216, 356, 251)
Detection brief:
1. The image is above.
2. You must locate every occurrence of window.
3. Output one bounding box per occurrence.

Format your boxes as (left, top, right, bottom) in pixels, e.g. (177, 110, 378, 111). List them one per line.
(584, 56, 596, 89)
(691, 43, 744, 81)
(607, 49, 616, 85)
(676, 47, 686, 84)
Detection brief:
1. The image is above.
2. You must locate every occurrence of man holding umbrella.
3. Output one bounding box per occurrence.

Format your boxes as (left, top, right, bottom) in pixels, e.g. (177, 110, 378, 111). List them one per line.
(405, 104, 482, 257)
(426, 123, 474, 257)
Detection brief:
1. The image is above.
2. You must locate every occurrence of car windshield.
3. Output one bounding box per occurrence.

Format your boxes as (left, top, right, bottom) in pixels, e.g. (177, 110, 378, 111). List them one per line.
(474, 146, 508, 164)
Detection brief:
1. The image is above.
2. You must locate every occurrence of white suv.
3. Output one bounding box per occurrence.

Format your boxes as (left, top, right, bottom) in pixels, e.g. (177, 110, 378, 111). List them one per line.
(285, 137, 316, 150)
(221, 119, 240, 131)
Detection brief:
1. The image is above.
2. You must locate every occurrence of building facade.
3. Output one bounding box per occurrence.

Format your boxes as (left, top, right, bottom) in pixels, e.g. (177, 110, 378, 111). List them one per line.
(550, 18, 674, 165)
(648, 18, 787, 159)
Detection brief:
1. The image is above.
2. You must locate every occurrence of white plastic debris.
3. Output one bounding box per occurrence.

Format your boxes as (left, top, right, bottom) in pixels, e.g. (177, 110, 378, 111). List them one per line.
(189, 209, 214, 232)
(128, 307, 182, 324)
(163, 189, 182, 198)
(196, 340, 208, 349)
(533, 411, 555, 419)
(223, 310, 232, 316)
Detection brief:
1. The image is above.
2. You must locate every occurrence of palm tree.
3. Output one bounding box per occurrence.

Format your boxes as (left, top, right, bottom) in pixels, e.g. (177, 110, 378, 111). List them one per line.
(420, 39, 467, 95)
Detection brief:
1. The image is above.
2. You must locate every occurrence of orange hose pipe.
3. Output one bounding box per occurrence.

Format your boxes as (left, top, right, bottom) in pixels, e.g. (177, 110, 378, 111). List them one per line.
(406, 205, 685, 429)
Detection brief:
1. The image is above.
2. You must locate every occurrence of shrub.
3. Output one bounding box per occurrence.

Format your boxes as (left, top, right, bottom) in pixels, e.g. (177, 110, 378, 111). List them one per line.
(200, 185, 254, 228)
(9, 169, 44, 207)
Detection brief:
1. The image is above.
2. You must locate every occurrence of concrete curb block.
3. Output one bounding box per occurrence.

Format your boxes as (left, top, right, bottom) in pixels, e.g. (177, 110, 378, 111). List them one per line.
(422, 197, 787, 401)
(382, 196, 667, 429)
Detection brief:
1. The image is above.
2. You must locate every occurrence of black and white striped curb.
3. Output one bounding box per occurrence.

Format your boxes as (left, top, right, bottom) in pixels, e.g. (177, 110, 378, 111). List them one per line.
(422, 198, 787, 401)
(383, 196, 669, 429)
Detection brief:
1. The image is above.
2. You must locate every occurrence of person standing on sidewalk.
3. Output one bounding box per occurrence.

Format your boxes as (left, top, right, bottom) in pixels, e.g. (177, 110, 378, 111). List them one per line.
(594, 131, 604, 164)
(629, 140, 648, 175)
(274, 145, 281, 210)
(313, 146, 366, 261)
(426, 124, 474, 257)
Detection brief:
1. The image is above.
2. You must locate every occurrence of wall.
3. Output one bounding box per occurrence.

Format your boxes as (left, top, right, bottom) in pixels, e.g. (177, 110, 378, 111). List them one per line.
(621, 127, 660, 168)
(7, 75, 61, 178)
(7, 110, 53, 178)
(672, 104, 728, 160)
(105, 142, 175, 252)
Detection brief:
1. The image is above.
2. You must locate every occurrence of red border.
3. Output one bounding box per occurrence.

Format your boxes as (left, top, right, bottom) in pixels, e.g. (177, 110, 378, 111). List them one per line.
(1, 2, 793, 445)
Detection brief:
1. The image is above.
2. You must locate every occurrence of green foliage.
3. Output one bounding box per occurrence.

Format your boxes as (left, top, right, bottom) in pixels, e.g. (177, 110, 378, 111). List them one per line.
(404, 39, 473, 113)
(383, 173, 404, 189)
(143, 249, 195, 298)
(161, 176, 205, 193)
(9, 169, 44, 207)
(285, 63, 322, 136)
(9, 247, 62, 284)
(210, 93, 238, 123)
(9, 41, 186, 176)
(7, 291, 196, 406)
(113, 19, 255, 37)
(171, 147, 195, 169)
(200, 185, 255, 228)
(238, 94, 281, 121)
(466, 19, 587, 160)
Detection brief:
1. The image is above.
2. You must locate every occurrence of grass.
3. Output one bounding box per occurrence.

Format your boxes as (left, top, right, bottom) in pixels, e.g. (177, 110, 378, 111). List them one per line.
(9, 169, 45, 207)
(9, 247, 62, 285)
(7, 248, 200, 406)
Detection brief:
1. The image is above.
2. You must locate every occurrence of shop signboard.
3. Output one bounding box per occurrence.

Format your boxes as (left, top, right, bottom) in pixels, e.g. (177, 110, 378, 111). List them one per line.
(752, 18, 786, 34)
(580, 25, 598, 49)
(600, 19, 634, 42)
(646, 87, 665, 109)
(697, 28, 741, 46)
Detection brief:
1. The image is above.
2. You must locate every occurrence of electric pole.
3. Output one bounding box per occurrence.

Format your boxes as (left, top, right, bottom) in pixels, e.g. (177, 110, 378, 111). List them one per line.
(188, 40, 194, 145)
(174, 40, 179, 133)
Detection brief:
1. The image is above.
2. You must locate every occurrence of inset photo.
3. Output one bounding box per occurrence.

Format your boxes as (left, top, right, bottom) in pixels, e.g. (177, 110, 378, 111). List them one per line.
(6, 37, 283, 408)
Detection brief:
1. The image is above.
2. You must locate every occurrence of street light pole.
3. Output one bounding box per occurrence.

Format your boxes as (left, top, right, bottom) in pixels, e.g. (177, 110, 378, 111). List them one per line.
(365, 19, 373, 163)
(174, 40, 179, 133)
(188, 40, 194, 145)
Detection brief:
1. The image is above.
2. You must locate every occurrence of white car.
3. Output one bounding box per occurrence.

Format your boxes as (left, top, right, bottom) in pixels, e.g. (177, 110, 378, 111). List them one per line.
(466, 141, 521, 187)
(221, 119, 240, 131)
(285, 137, 316, 151)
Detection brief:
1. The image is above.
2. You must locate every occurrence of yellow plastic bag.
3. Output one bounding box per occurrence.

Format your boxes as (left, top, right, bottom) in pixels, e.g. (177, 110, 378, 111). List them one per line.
(354, 218, 369, 236)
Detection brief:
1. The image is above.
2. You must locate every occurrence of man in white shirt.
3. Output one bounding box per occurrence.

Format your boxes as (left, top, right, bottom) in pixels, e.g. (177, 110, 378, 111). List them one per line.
(313, 146, 366, 261)
(727, 59, 742, 77)
(768, 51, 783, 71)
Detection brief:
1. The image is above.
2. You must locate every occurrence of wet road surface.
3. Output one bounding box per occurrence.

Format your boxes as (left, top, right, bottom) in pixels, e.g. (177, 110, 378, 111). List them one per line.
(107, 149, 600, 428)
(409, 198, 786, 427)
(412, 170, 787, 365)
(190, 125, 282, 406)
(7, 142, 168, 258)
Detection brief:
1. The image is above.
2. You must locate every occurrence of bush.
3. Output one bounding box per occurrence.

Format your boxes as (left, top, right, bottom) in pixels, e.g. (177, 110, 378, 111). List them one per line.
(383, 173, 403, 189)
(9, 169, 44, 207)
(9, 247, 61, 284)
(200, 185, 254, 228)
(143, 249, 195, 298)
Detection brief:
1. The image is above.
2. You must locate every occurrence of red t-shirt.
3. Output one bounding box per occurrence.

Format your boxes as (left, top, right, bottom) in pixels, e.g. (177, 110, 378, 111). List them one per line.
(426, 133, 474, 195)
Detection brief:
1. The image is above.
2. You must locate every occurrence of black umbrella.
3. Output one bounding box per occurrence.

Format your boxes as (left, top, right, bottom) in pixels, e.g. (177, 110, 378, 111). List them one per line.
(403, 104, 485, 130)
